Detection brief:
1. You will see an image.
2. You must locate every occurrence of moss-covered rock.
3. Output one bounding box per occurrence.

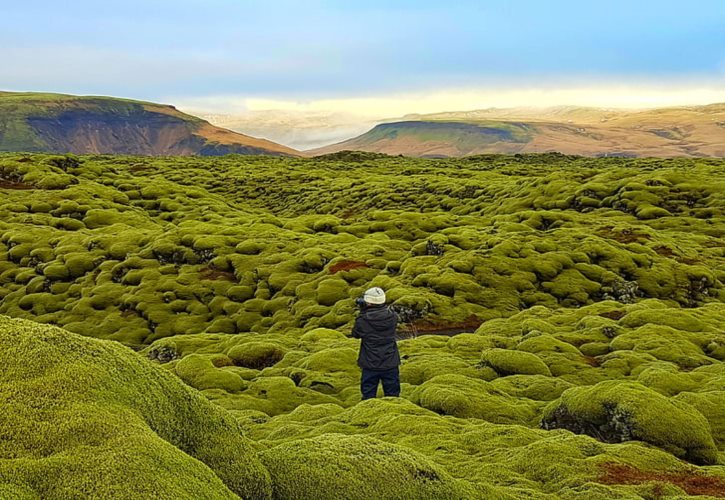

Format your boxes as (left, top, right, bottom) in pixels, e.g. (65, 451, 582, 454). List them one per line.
(541, 381, 719, 465)
(675, 390, 725, 448)
(315, 278, 350, 307)
(480, 348, 552, 376)
(174, 354, 245, 392)
(411, 374, 541, 425)
(609, 324, 712, 369)
(490, 374, 574, 401)
(0, 315, 271, 499)
(216, 376, 340, 416)
(260, 433, 476, 499)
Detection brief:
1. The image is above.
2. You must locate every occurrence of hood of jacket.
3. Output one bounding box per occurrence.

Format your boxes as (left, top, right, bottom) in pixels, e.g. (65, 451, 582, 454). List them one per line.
(362, 305, 397, 329)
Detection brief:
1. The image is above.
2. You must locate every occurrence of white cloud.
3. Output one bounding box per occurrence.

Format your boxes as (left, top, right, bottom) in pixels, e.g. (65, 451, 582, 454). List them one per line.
(173, 82, 725, 119)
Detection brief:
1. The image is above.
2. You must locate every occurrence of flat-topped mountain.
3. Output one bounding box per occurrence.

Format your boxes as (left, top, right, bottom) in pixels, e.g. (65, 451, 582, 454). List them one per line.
(310, 104, 725, 157)
(0, 91, 299, 156)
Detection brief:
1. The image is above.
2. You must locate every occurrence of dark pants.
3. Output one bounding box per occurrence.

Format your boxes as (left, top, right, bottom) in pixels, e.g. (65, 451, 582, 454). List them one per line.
(361, 367, 400, 400)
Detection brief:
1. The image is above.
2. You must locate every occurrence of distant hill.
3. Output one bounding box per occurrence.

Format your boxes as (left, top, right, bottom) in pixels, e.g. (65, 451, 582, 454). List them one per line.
(0, 91, 299, 156)
(310, 104, 725, 157)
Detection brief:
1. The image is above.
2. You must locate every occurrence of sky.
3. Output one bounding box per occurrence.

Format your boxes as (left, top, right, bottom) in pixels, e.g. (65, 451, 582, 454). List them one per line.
(2, 0, 725, 116)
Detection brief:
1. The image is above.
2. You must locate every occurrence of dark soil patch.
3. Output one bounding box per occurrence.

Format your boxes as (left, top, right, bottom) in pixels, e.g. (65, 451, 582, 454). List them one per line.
(398, 315, 482, 338)
(597, 227, 651, 244)
(339, 209, 358, 219)
(233, 352, 284, 370)
(653, 246, 700, 264)
(200, 266, 237, 282)
(329, 260, 369, 273)
(599, 310, 626, 321)
(212, 356, 234, 368)
(310, 381, 335, 392)
(653, 246, 674, 257)
(598, 463, 725, 497)
(582, 355, 601, 367)
(677, 256, 700, 265)
(703, 240, 725, 248)
(0, 179, 34, 190)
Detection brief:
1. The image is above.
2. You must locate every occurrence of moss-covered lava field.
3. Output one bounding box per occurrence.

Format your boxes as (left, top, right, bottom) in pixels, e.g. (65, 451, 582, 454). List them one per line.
(1, 151, 724, 498)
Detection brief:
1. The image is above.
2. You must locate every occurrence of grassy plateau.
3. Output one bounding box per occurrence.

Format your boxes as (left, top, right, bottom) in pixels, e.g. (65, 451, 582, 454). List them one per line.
(311, 104, 725, 157)
(1, 151, 724, 498)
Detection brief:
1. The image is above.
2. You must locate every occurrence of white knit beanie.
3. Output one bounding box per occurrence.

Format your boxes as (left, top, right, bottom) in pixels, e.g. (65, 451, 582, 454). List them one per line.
(363, 287, 386, 305)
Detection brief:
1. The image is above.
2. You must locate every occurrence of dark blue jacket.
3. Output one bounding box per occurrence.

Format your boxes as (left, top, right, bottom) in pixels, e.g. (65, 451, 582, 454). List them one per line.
(352, 305, 400, 370)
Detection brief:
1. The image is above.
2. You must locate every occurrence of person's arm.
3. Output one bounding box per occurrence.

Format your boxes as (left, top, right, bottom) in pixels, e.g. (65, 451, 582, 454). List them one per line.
(351, 316, 364, 338)
(390, 308, 402, 341)
(389, 307, 399, 324)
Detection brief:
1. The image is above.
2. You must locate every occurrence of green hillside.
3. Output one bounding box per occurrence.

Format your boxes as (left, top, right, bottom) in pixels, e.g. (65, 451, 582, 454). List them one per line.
(0, 91, 298, 156)
(1, 152, 725, 498)
(352, 121, 534, 155)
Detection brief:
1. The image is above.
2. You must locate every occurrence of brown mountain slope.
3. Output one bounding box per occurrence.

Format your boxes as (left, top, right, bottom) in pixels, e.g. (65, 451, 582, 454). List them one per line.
(310, 104, 725, 157)
(0, 91, 299, 156)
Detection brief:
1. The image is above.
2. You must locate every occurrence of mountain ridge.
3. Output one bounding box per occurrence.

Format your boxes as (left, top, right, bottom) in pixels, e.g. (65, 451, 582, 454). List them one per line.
(0, 91, 299, 156)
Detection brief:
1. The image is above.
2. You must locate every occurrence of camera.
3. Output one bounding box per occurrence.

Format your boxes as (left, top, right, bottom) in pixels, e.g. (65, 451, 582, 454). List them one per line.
(355, 297, 367, 309)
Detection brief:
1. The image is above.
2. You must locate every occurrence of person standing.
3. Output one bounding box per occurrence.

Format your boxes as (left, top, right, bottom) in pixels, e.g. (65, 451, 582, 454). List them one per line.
(351, 287, 400, 400)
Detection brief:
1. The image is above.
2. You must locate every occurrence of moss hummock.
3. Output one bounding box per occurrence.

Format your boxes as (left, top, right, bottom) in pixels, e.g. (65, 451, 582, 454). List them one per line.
(0, 315, 271, 499)
(260, 433, 478, 499)
(541, 380, 719, 465)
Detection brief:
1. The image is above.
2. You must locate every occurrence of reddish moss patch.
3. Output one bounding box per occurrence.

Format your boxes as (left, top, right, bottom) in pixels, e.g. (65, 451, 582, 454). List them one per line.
(329, 260, 369, 274)
(598, 463, 725, 497)
(200, 266, 237, 282)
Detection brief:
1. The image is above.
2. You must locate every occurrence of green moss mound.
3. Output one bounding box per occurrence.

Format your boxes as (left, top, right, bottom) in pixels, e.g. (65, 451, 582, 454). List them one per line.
(480, 348, 552, 376)
(541, 380, 719, 465)
(0, 315, 272, 499)
(175, 353, 245, 392)
(259, 433, 476, 499)
(411, 374, 541, 425)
